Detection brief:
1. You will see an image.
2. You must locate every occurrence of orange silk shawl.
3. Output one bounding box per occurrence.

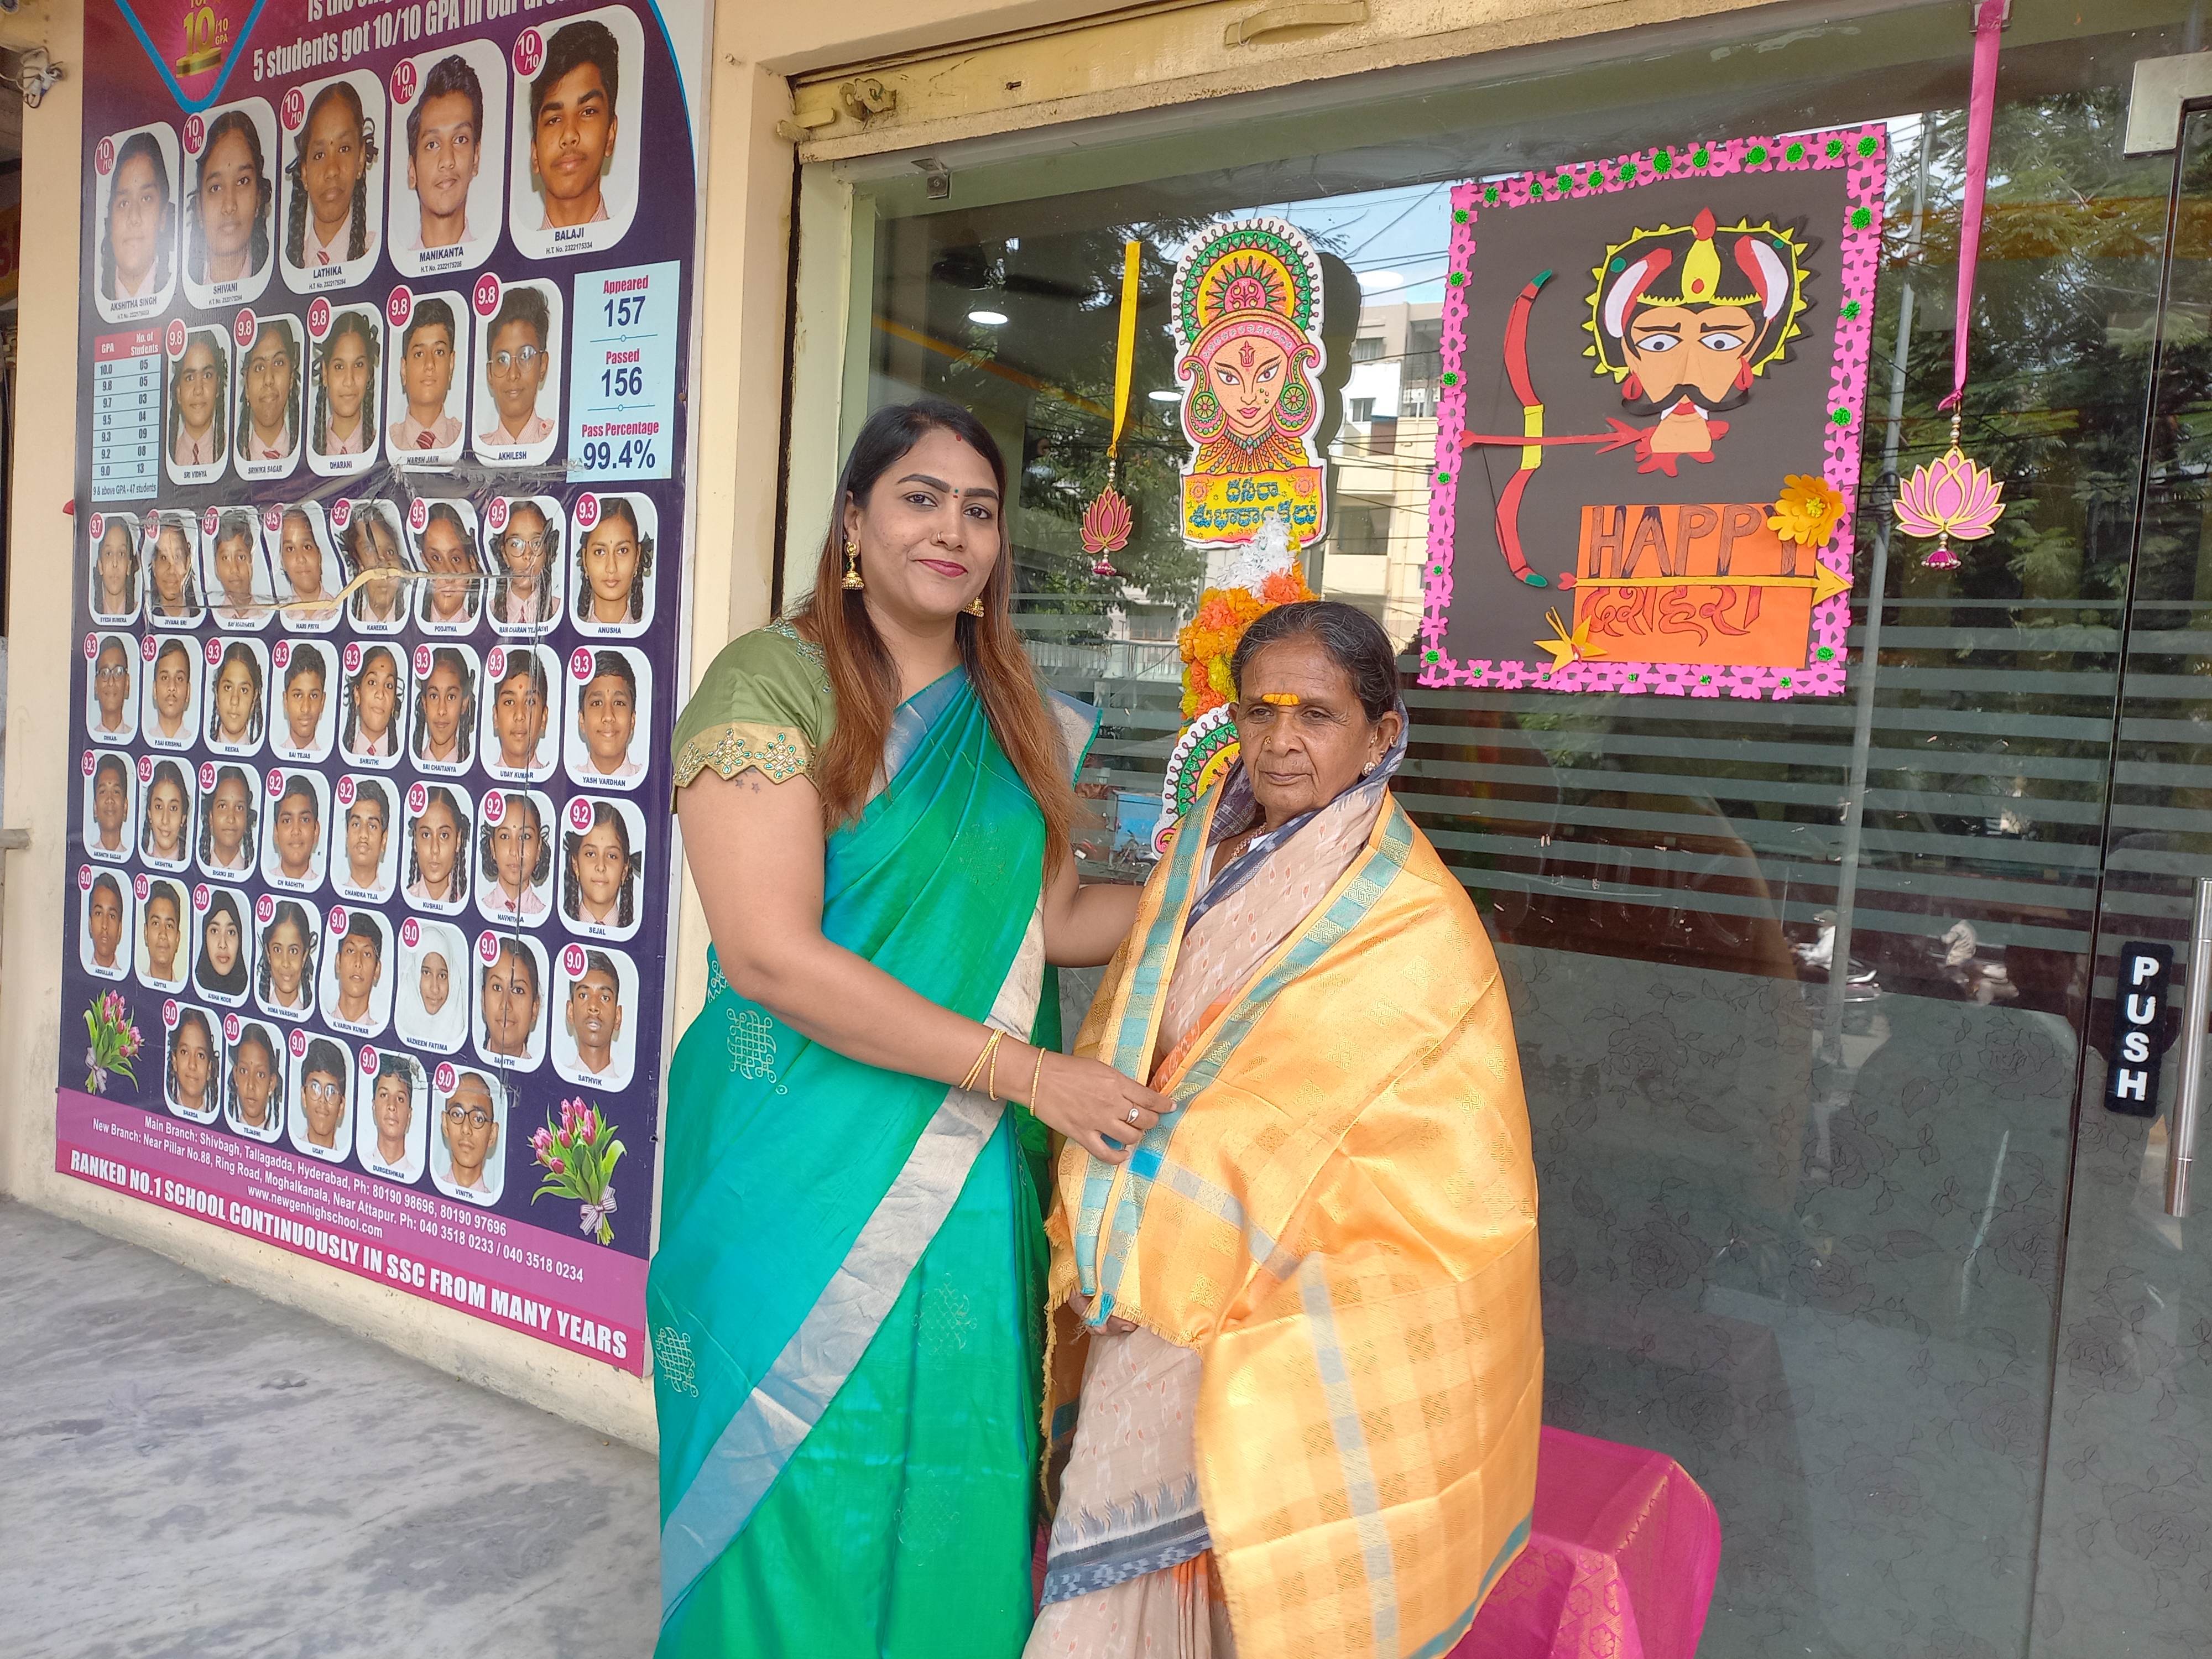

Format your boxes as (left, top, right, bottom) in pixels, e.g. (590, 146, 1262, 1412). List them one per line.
(1046, 785, 1543, 1659)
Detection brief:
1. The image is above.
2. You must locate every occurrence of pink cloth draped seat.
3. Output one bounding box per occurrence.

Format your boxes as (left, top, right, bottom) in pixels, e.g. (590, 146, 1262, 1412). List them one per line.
(1452, 1426, 1721, 1659)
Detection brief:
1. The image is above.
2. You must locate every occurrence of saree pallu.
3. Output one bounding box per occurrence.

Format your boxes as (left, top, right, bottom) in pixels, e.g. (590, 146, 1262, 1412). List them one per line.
(1047, 786, 1543, 1659)
(651, 671, 1062, 1657)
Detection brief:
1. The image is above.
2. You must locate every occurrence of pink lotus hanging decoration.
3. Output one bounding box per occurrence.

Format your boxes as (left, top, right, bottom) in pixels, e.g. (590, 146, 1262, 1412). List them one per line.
(1081, 485, 1134, 577)
(1893, 446, 2005, 570)
(1900, 0, 2011, 574)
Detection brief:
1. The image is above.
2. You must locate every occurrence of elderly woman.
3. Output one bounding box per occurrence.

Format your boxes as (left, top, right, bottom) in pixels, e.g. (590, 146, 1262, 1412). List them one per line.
(1031, 601, 1542, 1659)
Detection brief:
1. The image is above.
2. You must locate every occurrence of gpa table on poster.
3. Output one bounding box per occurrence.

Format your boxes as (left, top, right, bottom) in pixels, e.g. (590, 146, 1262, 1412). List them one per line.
(91, 328, 162, 502)
(568, 261, 680, 482)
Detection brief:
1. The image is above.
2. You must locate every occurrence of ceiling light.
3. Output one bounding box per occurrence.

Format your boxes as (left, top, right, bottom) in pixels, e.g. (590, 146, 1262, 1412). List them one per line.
(1147, 389, 1180, 401)
(967, 309, 1009, 326)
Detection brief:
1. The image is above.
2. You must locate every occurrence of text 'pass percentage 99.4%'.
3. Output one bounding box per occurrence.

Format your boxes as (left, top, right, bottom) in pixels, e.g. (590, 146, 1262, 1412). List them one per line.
(577, 436, 657, 473)
(567, 260, 680, 483)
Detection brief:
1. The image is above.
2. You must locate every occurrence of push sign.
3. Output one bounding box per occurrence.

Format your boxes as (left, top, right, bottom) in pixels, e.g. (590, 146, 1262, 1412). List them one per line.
(2107, 942, 2175, 1118)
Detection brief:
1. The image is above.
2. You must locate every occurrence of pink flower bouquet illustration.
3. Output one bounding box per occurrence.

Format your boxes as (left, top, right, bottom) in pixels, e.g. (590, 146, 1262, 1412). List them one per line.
(84, 990, 143, 1094)
(530, 1097, 627, 1245)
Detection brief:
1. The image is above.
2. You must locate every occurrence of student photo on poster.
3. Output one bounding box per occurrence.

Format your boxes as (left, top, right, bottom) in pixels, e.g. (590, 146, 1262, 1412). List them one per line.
(571, 492, 655, 638)
(387, 292, 468, 463)
(139, 876, 187, 993)
(93, 124, 179, 322)
(280, 72, 384, 292)
(509, 8, 641, 261)
(403, 781, 473, 912)
(471, 279, 561, 466)
(84, 750, 136, 863)
(165, 326, 231, 484)
(272, 639, 337, 764)
(339, 640, 409, 766)
(339, 500, 414, 633)
(321, 906, 394, 1037)
(267, 503, 343, 630)
(205, 639, 269, 755)
(81, 870, 132, 981)
(307, 304, 383, 477)
(227, 1020, 286, 1143)
(410, 644, 479, 774)
(553, 943, 635, 1091)
(487, 495, 563, 633)
(86, 633, 139, 745)
(412, 500, 485, 634)
(165, 1005, 223, 1124)
(564, 646, 650, 791)
(473, 932, 547, 1072)
(254, 895, 320, 1021)
(197, 762, 260, 880)
(432, 1066, 506, 1203)
(206, 508, 273, 630)
(357, 1050, 429, 1182)
(395, 916, 469, 1052)
(332, 775, 399, 902)
(139, 758, 195, 872)
(481, 643, 557, 782)
(289, 1035, 354, 1165)
(560, 797, 645, 942)
(142, 635, 201, 752)
(89, 513, 143, 624)
(145, 512, 206, 628)
(236, 314, 304, 480)
(476, 789, 553, 926)
(192, 886, 252, 1008)
(390, 41, 505, 279)
(261, 768, 329, 893)
(182, 100, 277, 309)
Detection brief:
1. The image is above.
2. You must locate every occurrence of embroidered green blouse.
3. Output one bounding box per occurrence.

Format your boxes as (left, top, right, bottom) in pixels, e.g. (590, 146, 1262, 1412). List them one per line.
(670, 619, 832, 792)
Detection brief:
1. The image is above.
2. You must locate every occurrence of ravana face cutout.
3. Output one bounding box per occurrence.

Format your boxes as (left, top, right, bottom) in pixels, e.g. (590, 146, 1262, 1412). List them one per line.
(1588, 207, 1812, 421)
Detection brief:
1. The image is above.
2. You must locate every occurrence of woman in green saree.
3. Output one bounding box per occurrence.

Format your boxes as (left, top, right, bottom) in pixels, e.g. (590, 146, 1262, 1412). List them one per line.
(654, 399, 1173, 1657)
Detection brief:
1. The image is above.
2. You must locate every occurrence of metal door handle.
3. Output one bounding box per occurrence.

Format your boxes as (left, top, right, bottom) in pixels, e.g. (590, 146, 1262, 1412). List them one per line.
(2166, 877, 2212, 1215)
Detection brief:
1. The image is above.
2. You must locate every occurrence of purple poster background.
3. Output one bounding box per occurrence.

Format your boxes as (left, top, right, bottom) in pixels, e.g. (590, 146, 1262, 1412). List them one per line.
(60, 0, 703, 1373)
(60, 1087, 645, 1363)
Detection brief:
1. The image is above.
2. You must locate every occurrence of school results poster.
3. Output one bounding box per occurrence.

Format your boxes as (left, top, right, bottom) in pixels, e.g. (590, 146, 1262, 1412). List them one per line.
(56, 0, 709, 1374)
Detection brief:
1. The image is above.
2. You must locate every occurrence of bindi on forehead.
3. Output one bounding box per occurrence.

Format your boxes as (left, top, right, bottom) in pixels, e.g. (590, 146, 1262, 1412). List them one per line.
(1242, 638, 1361, 702)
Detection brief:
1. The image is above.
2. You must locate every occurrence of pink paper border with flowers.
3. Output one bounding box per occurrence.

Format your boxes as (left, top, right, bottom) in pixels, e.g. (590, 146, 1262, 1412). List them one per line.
(1418, 123, 1887, 700)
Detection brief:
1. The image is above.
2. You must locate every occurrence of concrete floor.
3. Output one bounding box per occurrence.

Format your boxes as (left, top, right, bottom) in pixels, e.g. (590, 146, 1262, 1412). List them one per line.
(0, 1200, 659, 1658)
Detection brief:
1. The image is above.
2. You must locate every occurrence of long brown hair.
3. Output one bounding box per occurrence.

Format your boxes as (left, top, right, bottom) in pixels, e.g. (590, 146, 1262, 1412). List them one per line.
(791, 399, 1075, 867)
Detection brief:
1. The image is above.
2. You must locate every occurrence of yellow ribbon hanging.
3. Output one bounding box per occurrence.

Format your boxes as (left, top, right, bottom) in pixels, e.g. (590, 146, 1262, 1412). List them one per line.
(1082, 240, 1145, 569)
(1107, 238, 1141, 479)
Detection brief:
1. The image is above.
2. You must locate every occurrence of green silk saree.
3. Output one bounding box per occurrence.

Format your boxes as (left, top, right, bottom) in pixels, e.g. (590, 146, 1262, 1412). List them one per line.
(653, 631, 1086, 1656)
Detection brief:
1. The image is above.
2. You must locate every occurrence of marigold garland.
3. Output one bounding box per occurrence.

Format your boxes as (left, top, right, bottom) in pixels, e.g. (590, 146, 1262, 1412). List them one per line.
(1176, 566, 1317, 717)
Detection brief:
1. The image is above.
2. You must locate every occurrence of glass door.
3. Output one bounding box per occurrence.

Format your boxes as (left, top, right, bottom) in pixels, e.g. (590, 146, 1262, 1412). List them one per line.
(2027, 98, 2212, 1658)
(824, 8, 2212, 1652)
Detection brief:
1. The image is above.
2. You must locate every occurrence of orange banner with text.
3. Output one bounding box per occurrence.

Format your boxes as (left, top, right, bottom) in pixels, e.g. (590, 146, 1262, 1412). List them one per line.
(1570, 503, 1847, 668)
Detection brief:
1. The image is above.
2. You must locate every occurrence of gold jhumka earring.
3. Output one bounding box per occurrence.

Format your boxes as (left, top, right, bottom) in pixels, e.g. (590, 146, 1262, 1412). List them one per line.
(842, 539, 864, 590)
(965, 594, 986, 617)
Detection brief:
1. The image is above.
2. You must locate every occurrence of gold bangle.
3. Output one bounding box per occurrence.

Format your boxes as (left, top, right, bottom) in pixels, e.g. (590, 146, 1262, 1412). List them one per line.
(959, 1029, 1001, 1094)
(1027, 1046, 1045, 1114)
(987, 1034, 1004, 1102)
